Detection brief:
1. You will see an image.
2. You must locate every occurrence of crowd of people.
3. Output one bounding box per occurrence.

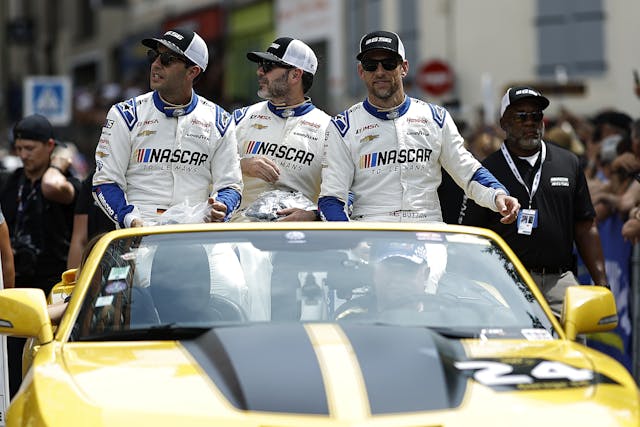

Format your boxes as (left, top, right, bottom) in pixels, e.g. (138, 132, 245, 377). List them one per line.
(0, 27, 638, 396)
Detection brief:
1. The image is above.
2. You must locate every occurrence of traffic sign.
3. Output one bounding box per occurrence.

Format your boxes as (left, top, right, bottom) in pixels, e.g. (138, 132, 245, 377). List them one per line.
(23, 76, 72, 126)
(417, 60, 454, 97)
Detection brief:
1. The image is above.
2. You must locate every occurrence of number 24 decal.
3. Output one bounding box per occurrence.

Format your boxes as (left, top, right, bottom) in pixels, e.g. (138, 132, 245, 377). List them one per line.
(454, 360, 593, 386)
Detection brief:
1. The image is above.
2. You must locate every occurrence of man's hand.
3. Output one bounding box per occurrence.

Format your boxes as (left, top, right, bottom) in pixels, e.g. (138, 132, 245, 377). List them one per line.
(622, 211, 640, 244)
(276, 207, 317, 222)
(240, 157, 280, 183)
(496, 194, 520, 224)
(207, 197, 227, 222)
(130, 218, 144, 227)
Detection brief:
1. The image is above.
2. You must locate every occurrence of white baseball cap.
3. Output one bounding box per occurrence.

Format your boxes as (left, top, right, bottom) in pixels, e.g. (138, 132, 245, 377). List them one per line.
(142, 28, 209, 71)
(247, 37, 318, 75)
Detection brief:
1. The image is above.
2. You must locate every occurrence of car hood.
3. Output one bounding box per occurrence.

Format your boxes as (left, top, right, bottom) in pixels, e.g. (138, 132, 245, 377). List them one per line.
(15, 324, 638, 426)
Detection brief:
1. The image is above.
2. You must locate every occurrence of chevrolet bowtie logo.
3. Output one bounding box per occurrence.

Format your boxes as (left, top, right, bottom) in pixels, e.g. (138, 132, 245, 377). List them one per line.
(137, 130, 157, 137)
(360, 134, 379, 143)
(251, 123, 268, 129)
(96, 151, 109, 158)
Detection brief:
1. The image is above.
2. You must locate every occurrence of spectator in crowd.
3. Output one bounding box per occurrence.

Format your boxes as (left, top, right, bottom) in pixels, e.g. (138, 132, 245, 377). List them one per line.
(92, 27, 242, 228)
(461, 86, 607, 317)
(620, 119, 640, 243)
(231, 37, 331, 222)
(318, 30, 519, 223)
(0, 114, 81, 398)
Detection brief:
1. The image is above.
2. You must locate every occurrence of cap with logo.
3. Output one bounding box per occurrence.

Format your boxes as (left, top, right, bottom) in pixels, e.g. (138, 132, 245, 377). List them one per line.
(370, 242, 427, 265)
(356, 30, 406, 61)
(142, 28, 208, 71)
(13, 114, 66, 147)
(247, 37, 318, 75)
(500, 86, 550, 118)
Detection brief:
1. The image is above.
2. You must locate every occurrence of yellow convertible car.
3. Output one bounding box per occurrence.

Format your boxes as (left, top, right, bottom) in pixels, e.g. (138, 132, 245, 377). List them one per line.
(0, 222, 637, 426)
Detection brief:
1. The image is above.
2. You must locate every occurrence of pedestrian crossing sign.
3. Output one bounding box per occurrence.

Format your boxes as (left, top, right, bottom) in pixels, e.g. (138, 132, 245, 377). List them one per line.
(23, 76, 72, 126)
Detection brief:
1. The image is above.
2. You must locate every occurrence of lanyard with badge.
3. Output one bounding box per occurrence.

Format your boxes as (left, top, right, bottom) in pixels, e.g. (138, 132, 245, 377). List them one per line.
(500, 142, 546, 235)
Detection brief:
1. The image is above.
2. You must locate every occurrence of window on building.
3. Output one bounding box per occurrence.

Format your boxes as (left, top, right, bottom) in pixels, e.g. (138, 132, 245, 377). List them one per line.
(536, 0, 606, 77)
(77, 0, 96, 39)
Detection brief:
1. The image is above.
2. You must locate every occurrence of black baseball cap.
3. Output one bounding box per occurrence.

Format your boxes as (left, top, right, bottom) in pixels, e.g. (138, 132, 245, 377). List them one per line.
(356, 30, 406, 61)
(13, 114, 66, 147)
(500, 86, 550, 118)
(142, 28, 209, 71)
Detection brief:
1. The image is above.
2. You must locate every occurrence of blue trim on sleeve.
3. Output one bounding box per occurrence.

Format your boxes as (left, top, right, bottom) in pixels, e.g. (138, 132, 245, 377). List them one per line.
(92, 183, 134, 228)
(471, 167, 509, 194)
(318, 196, 349, 221)
(215, 188, 242, 221)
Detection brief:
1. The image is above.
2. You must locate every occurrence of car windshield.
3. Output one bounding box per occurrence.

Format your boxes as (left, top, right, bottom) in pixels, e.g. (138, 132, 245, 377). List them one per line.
(71, 229, 554, 341)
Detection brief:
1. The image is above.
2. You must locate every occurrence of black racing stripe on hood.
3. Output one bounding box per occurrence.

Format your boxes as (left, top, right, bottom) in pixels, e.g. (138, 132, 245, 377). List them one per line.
(182, 324, 329, 414)
(341, 324, 468, 414)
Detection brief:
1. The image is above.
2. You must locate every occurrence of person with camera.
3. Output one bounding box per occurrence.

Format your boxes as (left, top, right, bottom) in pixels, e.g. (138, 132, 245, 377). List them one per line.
(0, 114, 81, 398)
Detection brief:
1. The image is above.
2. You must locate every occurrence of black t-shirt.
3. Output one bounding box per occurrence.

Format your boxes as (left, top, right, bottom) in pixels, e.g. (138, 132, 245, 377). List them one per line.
(461, 142, 595, 270)
(0, 168, 81, 292)
(75, 171, 116, 240)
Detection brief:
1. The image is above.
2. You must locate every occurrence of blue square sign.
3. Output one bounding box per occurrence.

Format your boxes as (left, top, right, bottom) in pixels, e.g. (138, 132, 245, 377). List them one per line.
(23, 76, 72, 126)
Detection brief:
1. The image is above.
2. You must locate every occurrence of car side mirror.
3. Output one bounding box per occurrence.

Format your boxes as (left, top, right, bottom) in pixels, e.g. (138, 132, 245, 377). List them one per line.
(561, 285, 617, 341)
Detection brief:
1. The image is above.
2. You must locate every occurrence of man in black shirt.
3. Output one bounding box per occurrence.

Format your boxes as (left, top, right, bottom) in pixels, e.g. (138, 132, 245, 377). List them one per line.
(0, 114, 80, 398)
(461, 86, 607, 316)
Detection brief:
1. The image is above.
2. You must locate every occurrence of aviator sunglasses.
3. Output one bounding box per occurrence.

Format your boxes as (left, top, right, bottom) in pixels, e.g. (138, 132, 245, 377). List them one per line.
(147, 49, 189, 67)
(259, 60, 294, 73)
(513, 111, 544, 123)
(360, 58, 400, 72)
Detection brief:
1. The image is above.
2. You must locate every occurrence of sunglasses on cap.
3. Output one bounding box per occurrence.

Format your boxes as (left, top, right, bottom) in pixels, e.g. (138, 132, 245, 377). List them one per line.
(147, 49, 189, 67)
(513, 111, 544, 123)
(258, 60, 294, 73)
(360, 58, 400, 72)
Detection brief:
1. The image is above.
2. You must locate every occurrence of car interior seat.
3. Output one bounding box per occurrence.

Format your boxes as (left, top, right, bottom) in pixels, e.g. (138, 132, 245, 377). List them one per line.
(150, 243, 246, 323)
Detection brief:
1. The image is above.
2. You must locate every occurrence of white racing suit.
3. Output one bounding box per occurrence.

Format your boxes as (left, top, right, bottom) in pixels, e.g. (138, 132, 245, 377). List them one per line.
(93, 90, 242, 227)
(230, 99, 331, 220)
(319, 97, 507, 222)
(93, 90, 245, 309)
(230, 99, 331, 320)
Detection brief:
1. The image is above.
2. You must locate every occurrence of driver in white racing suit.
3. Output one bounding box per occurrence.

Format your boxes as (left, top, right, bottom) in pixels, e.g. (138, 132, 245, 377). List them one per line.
(319, 31, 520, 223)
(93, 28, 242, 227)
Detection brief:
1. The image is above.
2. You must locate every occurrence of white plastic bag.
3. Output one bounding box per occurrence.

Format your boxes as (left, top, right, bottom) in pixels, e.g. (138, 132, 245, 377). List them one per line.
(147, 200, 211, 226)
(244, 190, 315, 221)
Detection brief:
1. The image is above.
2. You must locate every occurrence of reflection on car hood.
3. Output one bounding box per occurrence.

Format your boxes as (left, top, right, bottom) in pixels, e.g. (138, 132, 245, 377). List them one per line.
(34, 324, 634, 425)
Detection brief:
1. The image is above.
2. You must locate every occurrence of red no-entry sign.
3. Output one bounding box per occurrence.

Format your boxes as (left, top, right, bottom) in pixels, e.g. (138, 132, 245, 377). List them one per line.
(417, 60, 454, 96)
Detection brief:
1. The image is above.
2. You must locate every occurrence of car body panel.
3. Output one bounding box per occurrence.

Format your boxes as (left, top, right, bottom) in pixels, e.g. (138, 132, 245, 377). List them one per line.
(0, 222, 636, 426)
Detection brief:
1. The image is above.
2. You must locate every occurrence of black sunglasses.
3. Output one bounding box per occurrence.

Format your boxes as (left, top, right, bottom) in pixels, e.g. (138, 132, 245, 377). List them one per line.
(361, 58, 400, 72)
(513, 111, 544, 123)
(147, 49, 189, 67)
(259, 60, 294, 73)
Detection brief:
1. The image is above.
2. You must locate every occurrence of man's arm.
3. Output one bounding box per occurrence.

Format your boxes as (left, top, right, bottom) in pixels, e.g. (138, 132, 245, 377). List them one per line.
(318, 119, 354, 221)
(41, 152, 76, 204)
(92, 105, 138, 227)
(210, 107, 243, 221)
(574, 217, 608, 287)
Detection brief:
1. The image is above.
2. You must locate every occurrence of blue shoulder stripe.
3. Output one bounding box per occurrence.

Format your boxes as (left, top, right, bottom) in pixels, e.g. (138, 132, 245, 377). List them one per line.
(331, 110, 350, 137)
(115, 98, 138, 131)
(215, 105, 232, 136)
(233, 107, 249, 125)
(428, 104, 447, 129)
